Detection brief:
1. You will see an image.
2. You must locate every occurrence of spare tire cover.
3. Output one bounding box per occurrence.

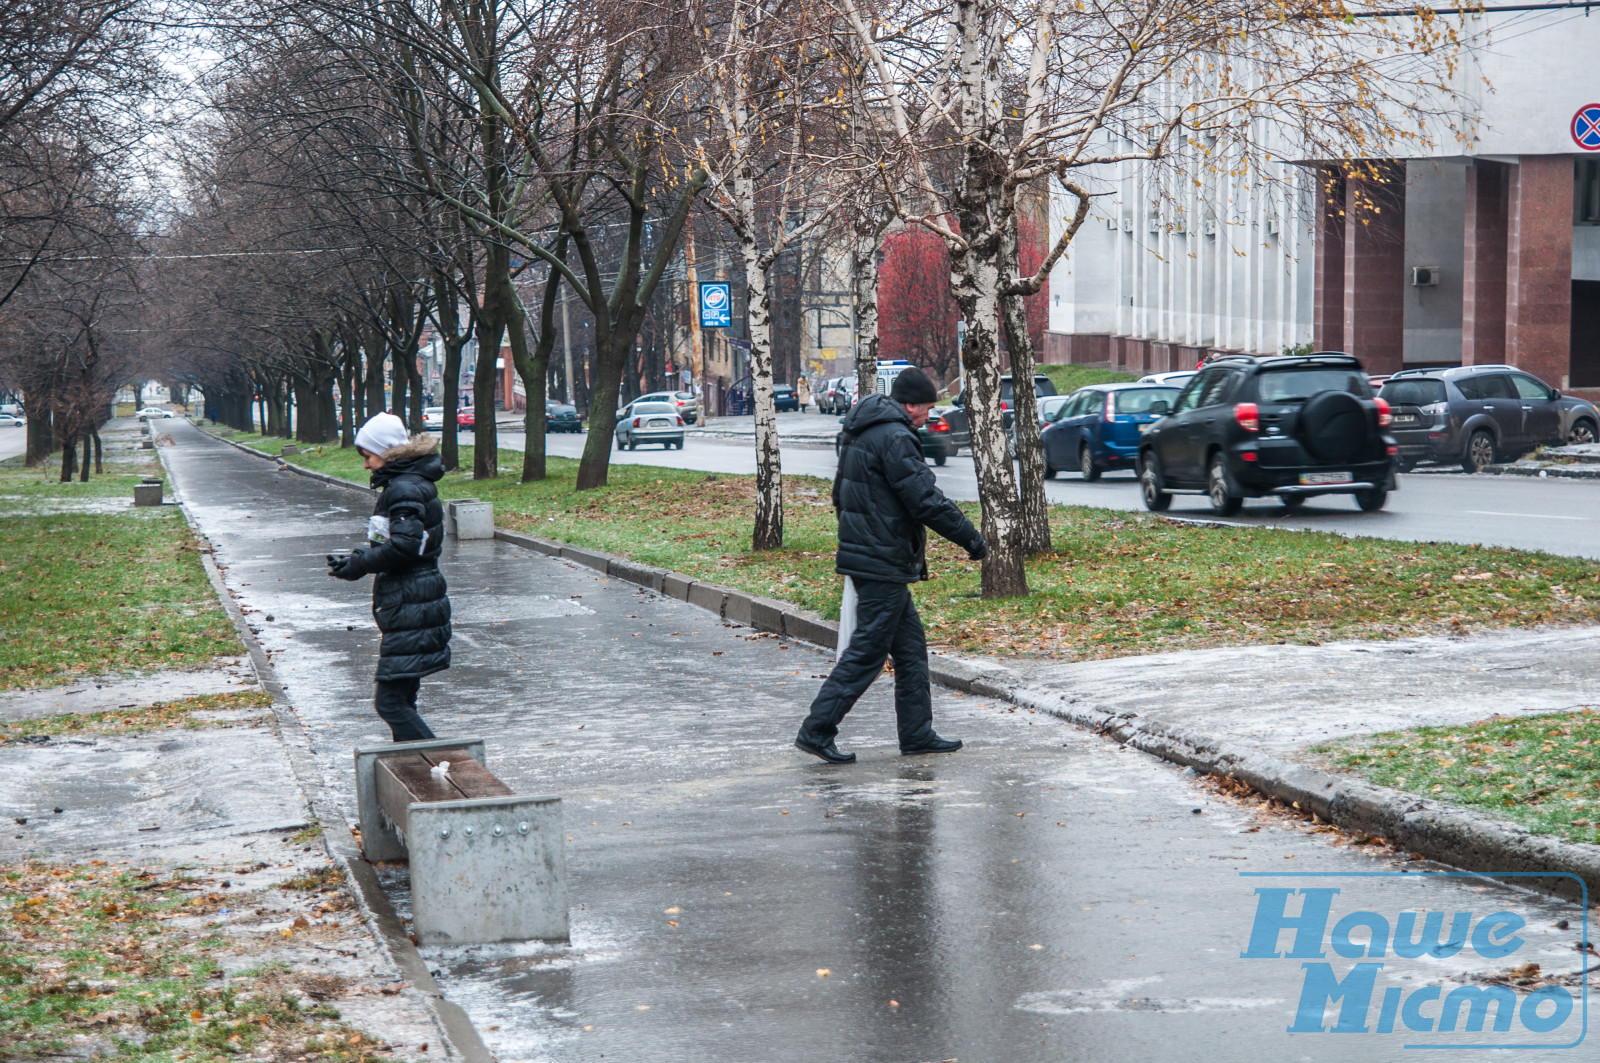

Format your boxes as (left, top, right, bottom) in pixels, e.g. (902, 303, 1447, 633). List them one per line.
(1298, 390, 1368, 464)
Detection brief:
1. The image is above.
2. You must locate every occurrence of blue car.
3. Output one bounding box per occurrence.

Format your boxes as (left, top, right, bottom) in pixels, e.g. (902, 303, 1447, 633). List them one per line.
(1042, 383, 1182, 481)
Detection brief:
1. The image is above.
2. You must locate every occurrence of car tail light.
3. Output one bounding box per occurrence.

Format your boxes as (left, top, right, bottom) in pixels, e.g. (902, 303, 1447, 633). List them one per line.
(1001, 400, 1010, 412)
(1104, 393, 1115, 422)
(1374, 396, 1392, 427)
(931, 418, 950, 433)
(676, 416, 683, 425)
(1234, 402, 1260, 433)
(1387, 444, 1398, 456)
(633, 417, 641, 428)
(1242, 451, 1258, 462)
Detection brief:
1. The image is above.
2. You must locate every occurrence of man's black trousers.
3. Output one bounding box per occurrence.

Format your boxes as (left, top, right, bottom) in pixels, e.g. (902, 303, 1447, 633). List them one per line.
(374, 677, 436, 742)
(798, 579, 936, 751)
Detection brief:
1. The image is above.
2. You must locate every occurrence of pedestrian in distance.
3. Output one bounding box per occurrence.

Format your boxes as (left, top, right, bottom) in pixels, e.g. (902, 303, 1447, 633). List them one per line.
(326, 411, 451, 742)
(795, 366, 987, 763)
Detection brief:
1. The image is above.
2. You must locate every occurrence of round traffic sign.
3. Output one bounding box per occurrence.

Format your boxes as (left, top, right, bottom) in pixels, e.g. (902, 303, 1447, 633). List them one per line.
(1573, 103, 1600, 150)
(704, 286, 727, 308)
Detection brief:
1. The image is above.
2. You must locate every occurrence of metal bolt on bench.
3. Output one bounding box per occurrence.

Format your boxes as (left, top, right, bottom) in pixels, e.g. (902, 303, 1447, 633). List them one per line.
(354, 737, 568, 945)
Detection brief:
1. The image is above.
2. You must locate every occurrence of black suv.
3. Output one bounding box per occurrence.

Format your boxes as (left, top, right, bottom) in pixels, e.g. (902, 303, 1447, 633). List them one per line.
(1138, 353, 1398, 515)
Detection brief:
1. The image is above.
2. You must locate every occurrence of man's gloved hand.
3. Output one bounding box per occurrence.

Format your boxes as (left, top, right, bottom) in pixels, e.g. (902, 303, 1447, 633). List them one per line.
(966, 537, 989, 562)
(327, 553, 362, 580)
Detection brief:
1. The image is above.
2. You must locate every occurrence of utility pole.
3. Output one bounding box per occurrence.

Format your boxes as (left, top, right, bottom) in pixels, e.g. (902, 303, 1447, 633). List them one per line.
(685, 215, 706, 426)
(560, 290, 576, 407)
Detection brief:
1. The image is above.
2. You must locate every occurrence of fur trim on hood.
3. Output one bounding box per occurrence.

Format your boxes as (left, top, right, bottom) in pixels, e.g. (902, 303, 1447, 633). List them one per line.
(380, 434, 439, 463)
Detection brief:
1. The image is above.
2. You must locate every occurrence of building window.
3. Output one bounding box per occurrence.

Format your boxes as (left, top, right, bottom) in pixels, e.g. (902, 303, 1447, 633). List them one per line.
(1578, 159, 1600, 225)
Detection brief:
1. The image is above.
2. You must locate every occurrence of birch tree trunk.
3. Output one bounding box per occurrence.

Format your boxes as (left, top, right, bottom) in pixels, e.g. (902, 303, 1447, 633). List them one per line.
(1001, 213, 1050, 555)
(851, 207, 888, 397)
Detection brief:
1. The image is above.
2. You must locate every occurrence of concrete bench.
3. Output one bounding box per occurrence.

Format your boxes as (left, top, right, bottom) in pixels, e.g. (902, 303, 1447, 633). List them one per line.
(354, 737, 567, 945)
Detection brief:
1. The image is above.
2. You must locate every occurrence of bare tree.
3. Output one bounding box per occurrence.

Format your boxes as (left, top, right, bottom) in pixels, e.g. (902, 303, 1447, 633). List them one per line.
(835, 0, 1466, 597)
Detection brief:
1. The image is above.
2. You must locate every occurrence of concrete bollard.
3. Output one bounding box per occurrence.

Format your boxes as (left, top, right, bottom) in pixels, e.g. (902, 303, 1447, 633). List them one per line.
(133, 479, 163, 506)
(139, 439, 153, 450)
(280, 443, 299, 456)
(447, 498, 494, 540)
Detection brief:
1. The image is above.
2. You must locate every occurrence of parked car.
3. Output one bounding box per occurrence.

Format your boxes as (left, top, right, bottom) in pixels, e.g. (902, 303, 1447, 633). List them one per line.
(939, 374, 1058, 451)
(136, 406, 173, 419)
(1378, 365, 1600, 473)
(615, 401, 684, 450)
(1138, 370, 1197, 389)
(1035, 394, 1073, 427)
(1043, 384, 1183, 480)
(835, 411, 953, 466)
(821, 376, 857, 415)
(773, 383, 801, 412)
(0, 413, 23, 428)
(422, 406, 445, 430)
(456, 406, 476, 428)
(545, 402, 582, 432)
(635, 390, 697, 417)
(1137, 352, 1398, 514)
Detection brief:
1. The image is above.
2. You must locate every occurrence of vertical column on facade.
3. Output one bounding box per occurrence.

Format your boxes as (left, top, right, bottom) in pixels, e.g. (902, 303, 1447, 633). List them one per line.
(1462, 160, 1508, 365)
(1342, 160, 1406, 374)
(1504, 155, 1574, 385)
(1313, 165, 1346, 352)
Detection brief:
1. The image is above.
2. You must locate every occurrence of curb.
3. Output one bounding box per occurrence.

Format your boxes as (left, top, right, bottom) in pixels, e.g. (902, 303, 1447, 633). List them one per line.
(1484, 462, 1600, 480)
(160, 434, 493, 1063)
(199, 426, 1600, 900)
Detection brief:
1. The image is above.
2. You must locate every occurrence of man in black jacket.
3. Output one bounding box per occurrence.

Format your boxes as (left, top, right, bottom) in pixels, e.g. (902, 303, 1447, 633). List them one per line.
(796, 367, 987, 764)
(327, 412, 451, 741)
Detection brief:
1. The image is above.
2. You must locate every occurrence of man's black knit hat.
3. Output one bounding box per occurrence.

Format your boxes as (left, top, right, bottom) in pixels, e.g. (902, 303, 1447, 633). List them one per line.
(889, 366, 938, 405)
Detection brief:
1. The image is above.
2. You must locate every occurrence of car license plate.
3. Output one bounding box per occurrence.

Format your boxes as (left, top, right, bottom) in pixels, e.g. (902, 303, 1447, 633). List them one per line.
(1300, 471, 1352, 485)
(648, 419, 669, 427)
(1392, 414, 1417, 424)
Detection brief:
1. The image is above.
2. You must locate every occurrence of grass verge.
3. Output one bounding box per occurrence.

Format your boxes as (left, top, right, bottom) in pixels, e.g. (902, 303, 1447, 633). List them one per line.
(1315, 710, 1600, 846)
(0, 861, 392, 1062)
(0, 457, 242, 691)
(218, 431, 1600, 661)
(1036, 364, 1140, 393)
(0, 691, 271, 744)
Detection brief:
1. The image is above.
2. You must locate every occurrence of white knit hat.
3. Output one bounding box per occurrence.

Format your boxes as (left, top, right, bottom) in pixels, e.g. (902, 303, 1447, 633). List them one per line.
(354, 412, 410, 456)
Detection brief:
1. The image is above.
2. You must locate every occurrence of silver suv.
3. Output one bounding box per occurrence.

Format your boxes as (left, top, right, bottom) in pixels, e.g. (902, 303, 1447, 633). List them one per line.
(1379, 366, 1600, 473)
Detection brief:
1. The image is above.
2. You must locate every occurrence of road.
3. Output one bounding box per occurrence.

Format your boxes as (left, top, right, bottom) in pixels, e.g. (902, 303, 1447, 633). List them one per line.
(495, 414, 1600, 559)
(0, 425, 25, 462)
(159, 419, 1595, 1061)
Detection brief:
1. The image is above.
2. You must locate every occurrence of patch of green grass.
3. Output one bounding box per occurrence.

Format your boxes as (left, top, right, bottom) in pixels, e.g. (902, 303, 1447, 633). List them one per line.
(1036, 364, 1140, 394)
(0, 862, 387, 1062)
(267, 444, 1600, 660)
(1316, 711, 1600, 845)
(0, 691, 270, 743)
(0, 459, 242, 691)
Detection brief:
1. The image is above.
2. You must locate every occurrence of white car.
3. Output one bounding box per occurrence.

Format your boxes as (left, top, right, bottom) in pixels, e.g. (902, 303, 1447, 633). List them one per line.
(136, 406, 173, 419)
(1136, 371, 1197, 389)
(0, 413, 23, 428)
(422, 406, 444, 430)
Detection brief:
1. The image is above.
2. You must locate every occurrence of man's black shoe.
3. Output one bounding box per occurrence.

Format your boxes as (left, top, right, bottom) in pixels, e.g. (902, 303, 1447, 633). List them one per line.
(901, 735, 962, 756)
(795, 736, 856, 763)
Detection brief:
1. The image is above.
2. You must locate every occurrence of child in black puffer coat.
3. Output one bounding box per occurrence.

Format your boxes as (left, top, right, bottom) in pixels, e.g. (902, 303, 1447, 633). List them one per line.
(328, 412, 451, 741)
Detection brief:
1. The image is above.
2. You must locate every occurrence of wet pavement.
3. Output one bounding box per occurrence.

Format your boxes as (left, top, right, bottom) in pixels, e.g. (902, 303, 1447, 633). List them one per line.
(160, 420, 1597, 1061)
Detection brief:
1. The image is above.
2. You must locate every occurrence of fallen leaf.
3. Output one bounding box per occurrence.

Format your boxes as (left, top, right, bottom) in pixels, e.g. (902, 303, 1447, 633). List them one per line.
(816, 968, 831, 978)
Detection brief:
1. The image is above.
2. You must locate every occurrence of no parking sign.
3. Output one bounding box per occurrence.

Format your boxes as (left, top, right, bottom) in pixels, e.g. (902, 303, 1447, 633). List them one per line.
(1573, 103, 1600, 150)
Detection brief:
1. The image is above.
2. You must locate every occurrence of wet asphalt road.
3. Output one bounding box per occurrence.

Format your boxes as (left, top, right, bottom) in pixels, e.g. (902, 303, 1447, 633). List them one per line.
(162, 421, 1595, 1061)
(515, 417, 1600, 559)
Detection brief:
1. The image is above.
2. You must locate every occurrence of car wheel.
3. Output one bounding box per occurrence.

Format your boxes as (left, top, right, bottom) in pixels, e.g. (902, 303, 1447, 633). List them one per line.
(1043, 461, 1056, 480)
(1139, 453, 1172, 512)
(615, 435, 624, 450)
(1207, 452, 1242, 516)
(1355, 487, 1388, 512)
(1462, 429, 1495, 473)
(1079, 444, 1101, 482)
(1280, 494, 1307, 511)
(1569, 419, 1597, 446)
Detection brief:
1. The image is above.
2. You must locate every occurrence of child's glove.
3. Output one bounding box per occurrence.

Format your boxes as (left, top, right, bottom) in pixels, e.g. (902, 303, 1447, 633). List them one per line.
(327, 553, 363, 580)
